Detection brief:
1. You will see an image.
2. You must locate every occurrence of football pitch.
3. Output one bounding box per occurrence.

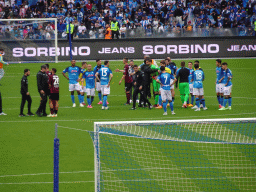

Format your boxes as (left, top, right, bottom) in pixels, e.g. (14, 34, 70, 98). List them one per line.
(0, 58, 255, 192)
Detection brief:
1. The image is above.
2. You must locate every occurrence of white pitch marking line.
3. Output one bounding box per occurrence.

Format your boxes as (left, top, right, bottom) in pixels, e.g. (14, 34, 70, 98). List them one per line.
(0, 112, 255, 123)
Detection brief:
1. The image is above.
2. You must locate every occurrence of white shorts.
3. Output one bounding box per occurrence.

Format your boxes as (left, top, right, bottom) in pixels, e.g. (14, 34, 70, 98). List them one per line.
(189, 84, 193, 94)
(193, 88, 204, 96)
(79, 85, 86, 93)
(216, 83, 224, 93)
(69, 83, 80, 91)
(161, 89, 172, 102)
(0, 68, 4, 80)
(224, 85, 232, 96)
(86, 88, 95, 96)
(170, 79, 174, 90)
(96, 82, 101, 92)
(101, 85, 110, 95)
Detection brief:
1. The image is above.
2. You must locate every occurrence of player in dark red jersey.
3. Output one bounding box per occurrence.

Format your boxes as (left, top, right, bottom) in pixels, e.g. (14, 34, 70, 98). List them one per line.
(117, 57, 133, 105)
(48, 68, 59, 117)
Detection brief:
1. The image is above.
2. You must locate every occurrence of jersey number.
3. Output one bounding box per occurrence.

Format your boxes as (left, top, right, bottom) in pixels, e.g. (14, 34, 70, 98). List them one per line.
(102, 69, 107, 77)
(196, 73, 203, 80)
(164, 76, 168, 84)
(53, 76, 59, 87)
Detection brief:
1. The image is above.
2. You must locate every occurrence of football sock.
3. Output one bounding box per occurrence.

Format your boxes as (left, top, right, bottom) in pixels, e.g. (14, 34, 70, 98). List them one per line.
(91, 96, 94, 104)
(159, 95, 162, 106)
(81, 95, 84, 103)
(98, 92, 102, 101)
(187, 98, 189, 105)
(71, 95, 75, 103)
(184, 94, 189, 104)
(155, 94, 159, 105)
(126, 92, 130, 103)
(172, 97, 175, 104)
(78, 94, 82, 103)
(224, 98, 228, 107)
(191, 95, 194, 105)
(54, 110, 58, 114)
(163, 102, 167, 112)
(228, 97, 232, 107)
(50, 108, 54, 114)
(220, 96, 224, 106)
(169, 101, 174, 111)
(180, 95, 184, 104)
(201, 99, 205, 108)
(87, 97, 91, 106)
(217, 96, 220, 104)
(103, 95, 107, 107)
(196, 98, 200, 108)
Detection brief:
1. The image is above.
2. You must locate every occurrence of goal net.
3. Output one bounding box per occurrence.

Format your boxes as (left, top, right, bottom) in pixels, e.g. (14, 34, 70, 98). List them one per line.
(0, 18, 58, 63)
(90, 118, 256, 192)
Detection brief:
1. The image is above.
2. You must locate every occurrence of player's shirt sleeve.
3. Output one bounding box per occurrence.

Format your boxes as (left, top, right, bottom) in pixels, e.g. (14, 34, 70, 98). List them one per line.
(0, 54, 7, 65)
(123, 65, 128, 75)
(63, 67, 69, 73)
(227, 69, 232, 78)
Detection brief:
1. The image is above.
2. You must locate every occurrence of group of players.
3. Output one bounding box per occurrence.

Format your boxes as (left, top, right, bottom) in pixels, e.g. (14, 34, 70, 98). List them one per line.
(60, 56, 233, 116)
(0, 47, 233, 116)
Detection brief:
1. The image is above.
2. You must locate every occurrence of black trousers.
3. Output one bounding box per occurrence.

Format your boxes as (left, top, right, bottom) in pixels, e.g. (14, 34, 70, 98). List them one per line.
(136, 86, 151, 108)
(0, 92, 2, 113)
(20, 94, 32, 114)
(112, 31, 119, 39)
(67, 33, 73, 41)
(37, 92, 48, 114)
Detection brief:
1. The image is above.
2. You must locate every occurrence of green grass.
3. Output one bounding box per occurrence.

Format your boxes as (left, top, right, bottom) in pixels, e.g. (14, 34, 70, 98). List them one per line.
(0, 58, 255, 192)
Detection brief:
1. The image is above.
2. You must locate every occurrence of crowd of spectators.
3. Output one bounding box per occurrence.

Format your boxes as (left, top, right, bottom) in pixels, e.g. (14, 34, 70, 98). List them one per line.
(0, 0, 256, 40)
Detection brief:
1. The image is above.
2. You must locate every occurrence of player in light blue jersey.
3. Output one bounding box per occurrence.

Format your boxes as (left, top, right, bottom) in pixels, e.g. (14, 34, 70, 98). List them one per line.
(215, 59, 224, 108)
(219, 62, 233, 110)
(79, 62, 87, 105)
(166, 58, 177, 104)
(93, 59, 105, 104)
(156, 66, 175, 115)
(191, 63, 207, 111)
(62, 60, 83, 107)
(83, 64, 95, 108)
(96, 61, 113, 110)
(187, 62, 195, 107)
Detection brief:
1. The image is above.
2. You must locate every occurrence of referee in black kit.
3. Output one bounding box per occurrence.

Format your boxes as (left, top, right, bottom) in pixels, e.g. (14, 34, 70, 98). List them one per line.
(36, 65, 49, 117)
(19, 69, 34, 117)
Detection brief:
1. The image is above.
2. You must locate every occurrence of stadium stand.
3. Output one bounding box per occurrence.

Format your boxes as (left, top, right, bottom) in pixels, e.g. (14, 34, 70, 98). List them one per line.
(0, 0, 256, 39)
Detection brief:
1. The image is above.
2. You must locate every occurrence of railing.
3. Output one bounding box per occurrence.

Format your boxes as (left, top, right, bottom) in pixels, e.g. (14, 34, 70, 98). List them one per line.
(0, 27, 255, 41)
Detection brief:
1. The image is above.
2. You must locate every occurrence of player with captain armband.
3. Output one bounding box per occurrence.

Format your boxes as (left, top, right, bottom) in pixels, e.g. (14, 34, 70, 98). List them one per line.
(82, 64, 95, 108)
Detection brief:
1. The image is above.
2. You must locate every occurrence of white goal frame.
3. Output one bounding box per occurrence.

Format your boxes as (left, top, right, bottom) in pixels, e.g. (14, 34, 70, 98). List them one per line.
(0, 18, 58, 63)
(93, 117, 256, 192)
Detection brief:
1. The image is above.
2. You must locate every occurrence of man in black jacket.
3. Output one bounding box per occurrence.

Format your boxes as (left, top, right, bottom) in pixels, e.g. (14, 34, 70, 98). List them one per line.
(20, 69, 33, 117)
(36, 65, 49, 117)
(131, 65, 152, 110)
(139, 59, 158, 108)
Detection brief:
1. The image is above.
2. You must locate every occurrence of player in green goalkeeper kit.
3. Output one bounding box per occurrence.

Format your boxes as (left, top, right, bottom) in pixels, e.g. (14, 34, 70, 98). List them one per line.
(150, 61, 160, 107)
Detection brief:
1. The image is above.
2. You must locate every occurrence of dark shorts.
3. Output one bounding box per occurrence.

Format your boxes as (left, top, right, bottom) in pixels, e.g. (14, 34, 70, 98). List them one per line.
(49, 93, 59, 101)
(125, 83, 133, 92)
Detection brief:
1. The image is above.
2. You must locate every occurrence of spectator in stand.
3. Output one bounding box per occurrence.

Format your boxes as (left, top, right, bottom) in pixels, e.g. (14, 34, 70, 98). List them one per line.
(78, 30, 87, 38)
(120, 24, 126, 38)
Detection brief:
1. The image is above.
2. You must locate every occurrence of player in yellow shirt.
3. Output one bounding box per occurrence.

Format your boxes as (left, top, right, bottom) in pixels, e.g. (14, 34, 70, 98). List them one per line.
(79, 62, 87, 105)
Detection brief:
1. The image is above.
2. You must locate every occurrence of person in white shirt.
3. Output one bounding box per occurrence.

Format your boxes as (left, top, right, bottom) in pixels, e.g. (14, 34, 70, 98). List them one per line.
(78, 23, 86, 34)
(120, 24, 127, 38)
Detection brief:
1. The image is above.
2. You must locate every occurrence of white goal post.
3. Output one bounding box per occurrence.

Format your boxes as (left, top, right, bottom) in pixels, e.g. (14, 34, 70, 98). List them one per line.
(0, 18, 58, 63)
(91, 118, 256, 192)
